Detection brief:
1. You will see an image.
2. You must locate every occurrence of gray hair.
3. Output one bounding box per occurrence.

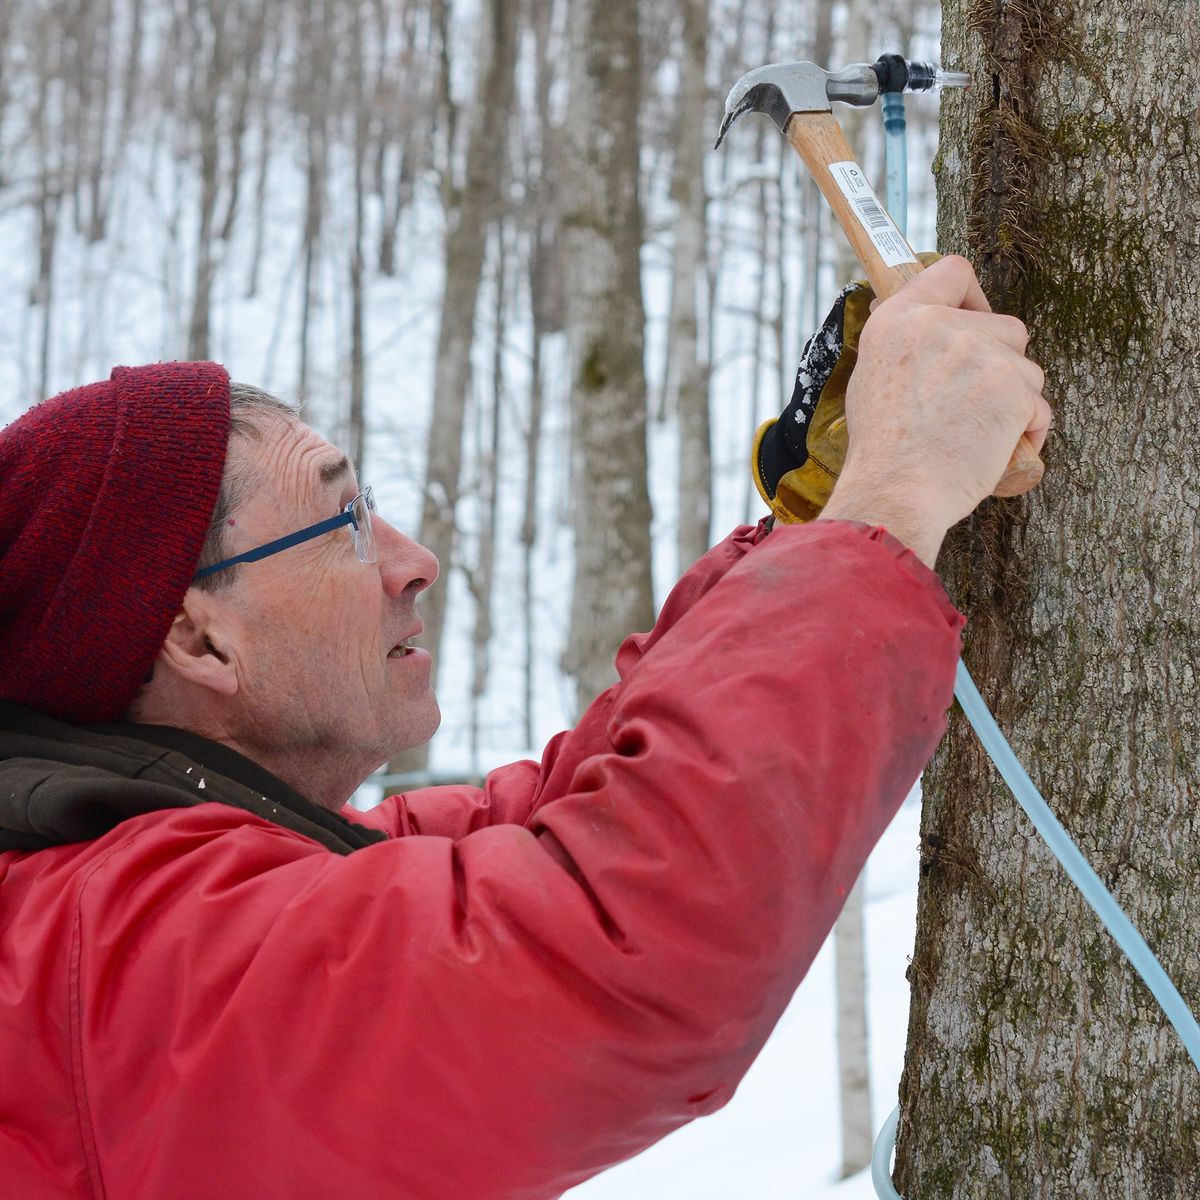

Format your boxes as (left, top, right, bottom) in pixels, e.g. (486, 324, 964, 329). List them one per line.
(192, 382, 300, 592)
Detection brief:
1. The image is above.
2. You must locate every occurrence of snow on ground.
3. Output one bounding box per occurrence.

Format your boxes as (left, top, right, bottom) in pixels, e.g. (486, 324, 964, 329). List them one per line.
(567, 788, 922, 1200)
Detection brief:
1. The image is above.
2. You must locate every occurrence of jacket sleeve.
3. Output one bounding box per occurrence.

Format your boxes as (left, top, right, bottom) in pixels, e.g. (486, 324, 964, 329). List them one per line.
(81, 519, 963, 1200)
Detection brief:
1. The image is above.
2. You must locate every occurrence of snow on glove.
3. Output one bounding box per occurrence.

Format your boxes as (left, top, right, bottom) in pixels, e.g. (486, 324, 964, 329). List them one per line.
(751, 251, 941, 523)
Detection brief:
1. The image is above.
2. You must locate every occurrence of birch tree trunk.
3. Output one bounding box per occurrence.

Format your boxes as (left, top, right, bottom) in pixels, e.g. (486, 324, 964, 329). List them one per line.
(388, 0, 518, 776)
(561, 0, 654, 714)
(895, 3, 1200, 1195)
(666, 0, 712, 574)
(296, 0, 331, 406)
(830, 0, 877, 1176)
(347, 0, 369, 479)
(835, 875, 873, 1177)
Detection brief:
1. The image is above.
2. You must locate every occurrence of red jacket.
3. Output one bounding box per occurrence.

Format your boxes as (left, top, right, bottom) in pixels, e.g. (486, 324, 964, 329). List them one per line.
(0, 521, 962, 1198)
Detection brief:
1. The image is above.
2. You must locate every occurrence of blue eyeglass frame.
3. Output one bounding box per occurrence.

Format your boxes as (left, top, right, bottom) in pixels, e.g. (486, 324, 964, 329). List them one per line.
(193, 486, 377, 581)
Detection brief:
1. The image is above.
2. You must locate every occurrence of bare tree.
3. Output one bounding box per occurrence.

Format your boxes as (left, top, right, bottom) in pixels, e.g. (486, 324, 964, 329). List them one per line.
(827, 0, 879, 1178)
(347, 0, 370, 477)
(665, 0, 713, 574)
(895, 2, 1200, 1194)
(295, 0, 334, 404)
(518, 0, 562, 751)
(560, 0, 654, 713)
(28, 2, 65, 399)
(388, 0, 520, 775)
(468, 223, 510, 766)
(183, 0, 265, 361)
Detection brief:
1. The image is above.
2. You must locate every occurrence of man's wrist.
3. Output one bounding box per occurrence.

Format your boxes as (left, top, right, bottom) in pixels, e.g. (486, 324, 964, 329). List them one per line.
(817, 473, 947, 568)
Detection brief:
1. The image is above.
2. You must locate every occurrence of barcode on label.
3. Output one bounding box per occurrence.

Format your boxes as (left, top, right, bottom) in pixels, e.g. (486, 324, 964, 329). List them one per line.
(851, 195, 891, 231)
(828, 160, 918, 268)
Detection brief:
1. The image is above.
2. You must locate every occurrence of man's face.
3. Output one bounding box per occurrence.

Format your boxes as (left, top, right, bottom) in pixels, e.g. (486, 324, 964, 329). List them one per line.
(212, 414, 440, 778)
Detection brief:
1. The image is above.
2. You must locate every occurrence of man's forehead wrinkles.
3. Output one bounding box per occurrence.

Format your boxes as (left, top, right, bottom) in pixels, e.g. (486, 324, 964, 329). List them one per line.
(253, 423, 352, 518)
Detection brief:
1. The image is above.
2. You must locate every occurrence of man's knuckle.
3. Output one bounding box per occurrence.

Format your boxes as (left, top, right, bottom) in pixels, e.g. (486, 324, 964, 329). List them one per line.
(1004, 315, 1030, 343)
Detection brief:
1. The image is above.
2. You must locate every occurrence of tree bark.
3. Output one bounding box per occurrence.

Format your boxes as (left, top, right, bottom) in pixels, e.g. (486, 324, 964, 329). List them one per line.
(667, 0, 713, 574)
(896, 3, 1200, 1195)
(835, 875, 873, 1178)
(469, 224, 508, 770)
(520, 0, 558, 752)
(560, 0, 654, 715)
(829, 1, 878, 1178)
(388, 0, 519, 776)
(296, 0, 333, 406)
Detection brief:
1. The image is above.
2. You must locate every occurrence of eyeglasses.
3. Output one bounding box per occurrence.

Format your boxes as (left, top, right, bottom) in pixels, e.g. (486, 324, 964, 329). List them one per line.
(193, 487, 377, 581)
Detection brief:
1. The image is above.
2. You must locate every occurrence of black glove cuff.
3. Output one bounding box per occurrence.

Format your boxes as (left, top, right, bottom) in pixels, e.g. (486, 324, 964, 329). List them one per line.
(757, 289, 850, 496)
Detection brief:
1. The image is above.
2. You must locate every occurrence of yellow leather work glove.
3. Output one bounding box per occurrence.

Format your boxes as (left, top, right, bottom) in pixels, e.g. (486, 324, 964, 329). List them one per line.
(751, 252, 940, 523)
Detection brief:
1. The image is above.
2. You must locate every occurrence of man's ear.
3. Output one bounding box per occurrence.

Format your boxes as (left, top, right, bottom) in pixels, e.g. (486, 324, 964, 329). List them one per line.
(155, 590, 241, 698)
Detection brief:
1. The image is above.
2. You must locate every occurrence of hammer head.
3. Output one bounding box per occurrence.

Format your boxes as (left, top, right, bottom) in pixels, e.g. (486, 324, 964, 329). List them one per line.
(715, 60, 881, 149)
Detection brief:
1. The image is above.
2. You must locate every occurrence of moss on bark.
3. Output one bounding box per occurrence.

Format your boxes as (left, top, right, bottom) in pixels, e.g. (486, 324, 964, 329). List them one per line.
(896, 1, 1200, 1195)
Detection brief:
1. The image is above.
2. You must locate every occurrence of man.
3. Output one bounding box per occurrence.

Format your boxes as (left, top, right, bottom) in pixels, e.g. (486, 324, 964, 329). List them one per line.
(0, 257, 1049, 1198)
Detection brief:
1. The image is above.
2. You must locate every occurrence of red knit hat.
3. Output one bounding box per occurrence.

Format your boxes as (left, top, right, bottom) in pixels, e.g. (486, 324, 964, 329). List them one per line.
(0, 362, 231, 724)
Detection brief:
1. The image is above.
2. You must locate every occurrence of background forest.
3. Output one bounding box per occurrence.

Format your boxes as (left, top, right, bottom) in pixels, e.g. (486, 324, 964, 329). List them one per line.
(0, 0, 943, 768)
(0, 0, 950, 1194)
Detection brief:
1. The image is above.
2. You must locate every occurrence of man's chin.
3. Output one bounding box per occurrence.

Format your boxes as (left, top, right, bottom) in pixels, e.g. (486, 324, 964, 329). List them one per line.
(392, 695, 441, 753)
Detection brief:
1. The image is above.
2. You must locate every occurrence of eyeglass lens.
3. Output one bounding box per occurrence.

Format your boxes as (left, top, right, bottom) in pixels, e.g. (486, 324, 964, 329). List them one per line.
(351, 488, 377, 563)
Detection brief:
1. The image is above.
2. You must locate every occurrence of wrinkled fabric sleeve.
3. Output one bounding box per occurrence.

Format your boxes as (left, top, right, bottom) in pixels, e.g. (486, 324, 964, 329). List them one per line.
(84, 519, 963, 1200)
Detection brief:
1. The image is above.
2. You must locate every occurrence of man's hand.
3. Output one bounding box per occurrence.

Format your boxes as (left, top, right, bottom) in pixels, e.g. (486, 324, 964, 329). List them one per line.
(818, 256, 1052, 567)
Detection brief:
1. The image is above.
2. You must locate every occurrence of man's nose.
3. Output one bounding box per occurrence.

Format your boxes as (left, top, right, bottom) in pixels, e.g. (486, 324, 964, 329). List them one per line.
(376, 519, 439, 596)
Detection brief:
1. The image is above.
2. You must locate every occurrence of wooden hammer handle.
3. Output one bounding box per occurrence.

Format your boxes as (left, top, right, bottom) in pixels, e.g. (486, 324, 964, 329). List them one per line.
(786, 110, 1044, 500)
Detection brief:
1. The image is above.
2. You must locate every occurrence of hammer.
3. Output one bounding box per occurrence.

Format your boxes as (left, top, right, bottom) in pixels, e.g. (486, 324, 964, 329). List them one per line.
(716, 56, 1044, 499)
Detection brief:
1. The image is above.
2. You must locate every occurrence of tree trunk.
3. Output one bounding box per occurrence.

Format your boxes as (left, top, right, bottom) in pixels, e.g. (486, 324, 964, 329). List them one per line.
(519, 0, 558, 753)
(185, 0, 229, 363)
(827, 1, 879, 1178)
(835, 875, 872, 1178)
(296, 0, 333, 407)
(31, 23, 63, 400)
(667, 0, 712, 574)
(388, 0, 519, 776)
(347, 2, 369, 480)
(245, 19, 281, 301)
(896, 3, 1200, 1195)
(560, 0, 654, 715)
(468, 223, 507, 771)
(804, 0, 835, 332)
(187, 81, 220, 361)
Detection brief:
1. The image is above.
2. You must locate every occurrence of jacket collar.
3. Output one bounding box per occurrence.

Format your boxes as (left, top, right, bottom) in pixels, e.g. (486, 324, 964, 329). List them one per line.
(0, 701, 386, 856)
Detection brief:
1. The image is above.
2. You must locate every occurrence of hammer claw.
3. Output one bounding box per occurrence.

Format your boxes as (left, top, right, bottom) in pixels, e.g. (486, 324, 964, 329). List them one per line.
(716, 55, 1044, 500)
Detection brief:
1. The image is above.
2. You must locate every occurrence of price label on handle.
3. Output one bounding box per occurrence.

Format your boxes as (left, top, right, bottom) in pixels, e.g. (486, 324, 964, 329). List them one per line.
(828, 162, 916, 269)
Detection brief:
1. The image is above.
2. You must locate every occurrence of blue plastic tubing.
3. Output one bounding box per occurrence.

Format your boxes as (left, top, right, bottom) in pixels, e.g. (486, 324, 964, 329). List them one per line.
(882, 93, 908, 234)
(867, 94, 1200, 1199)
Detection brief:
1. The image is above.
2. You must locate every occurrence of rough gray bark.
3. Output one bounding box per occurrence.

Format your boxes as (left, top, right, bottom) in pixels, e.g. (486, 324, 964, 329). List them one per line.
(30, 8, 64, 400)
(804, 0, 835, 332)
(468, 224, 508, 769)
(829, 1, 877, 1177)
(388, 0, 519, 776)
(835, 875, 873, 1177)
(831, 0, 875, 282)
(666, 0, 713, 574)
(296, 0, 334, 405)
(895, 3, 1200, 1196)
(520, 0, 558, 752)
(185, 0, 224, 363)
(347, 0, 369, 479)
(560, 0, 654, 714)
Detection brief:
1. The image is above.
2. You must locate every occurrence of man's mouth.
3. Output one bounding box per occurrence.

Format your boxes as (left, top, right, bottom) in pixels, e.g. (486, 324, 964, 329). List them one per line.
(388, 634, 420, 658)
